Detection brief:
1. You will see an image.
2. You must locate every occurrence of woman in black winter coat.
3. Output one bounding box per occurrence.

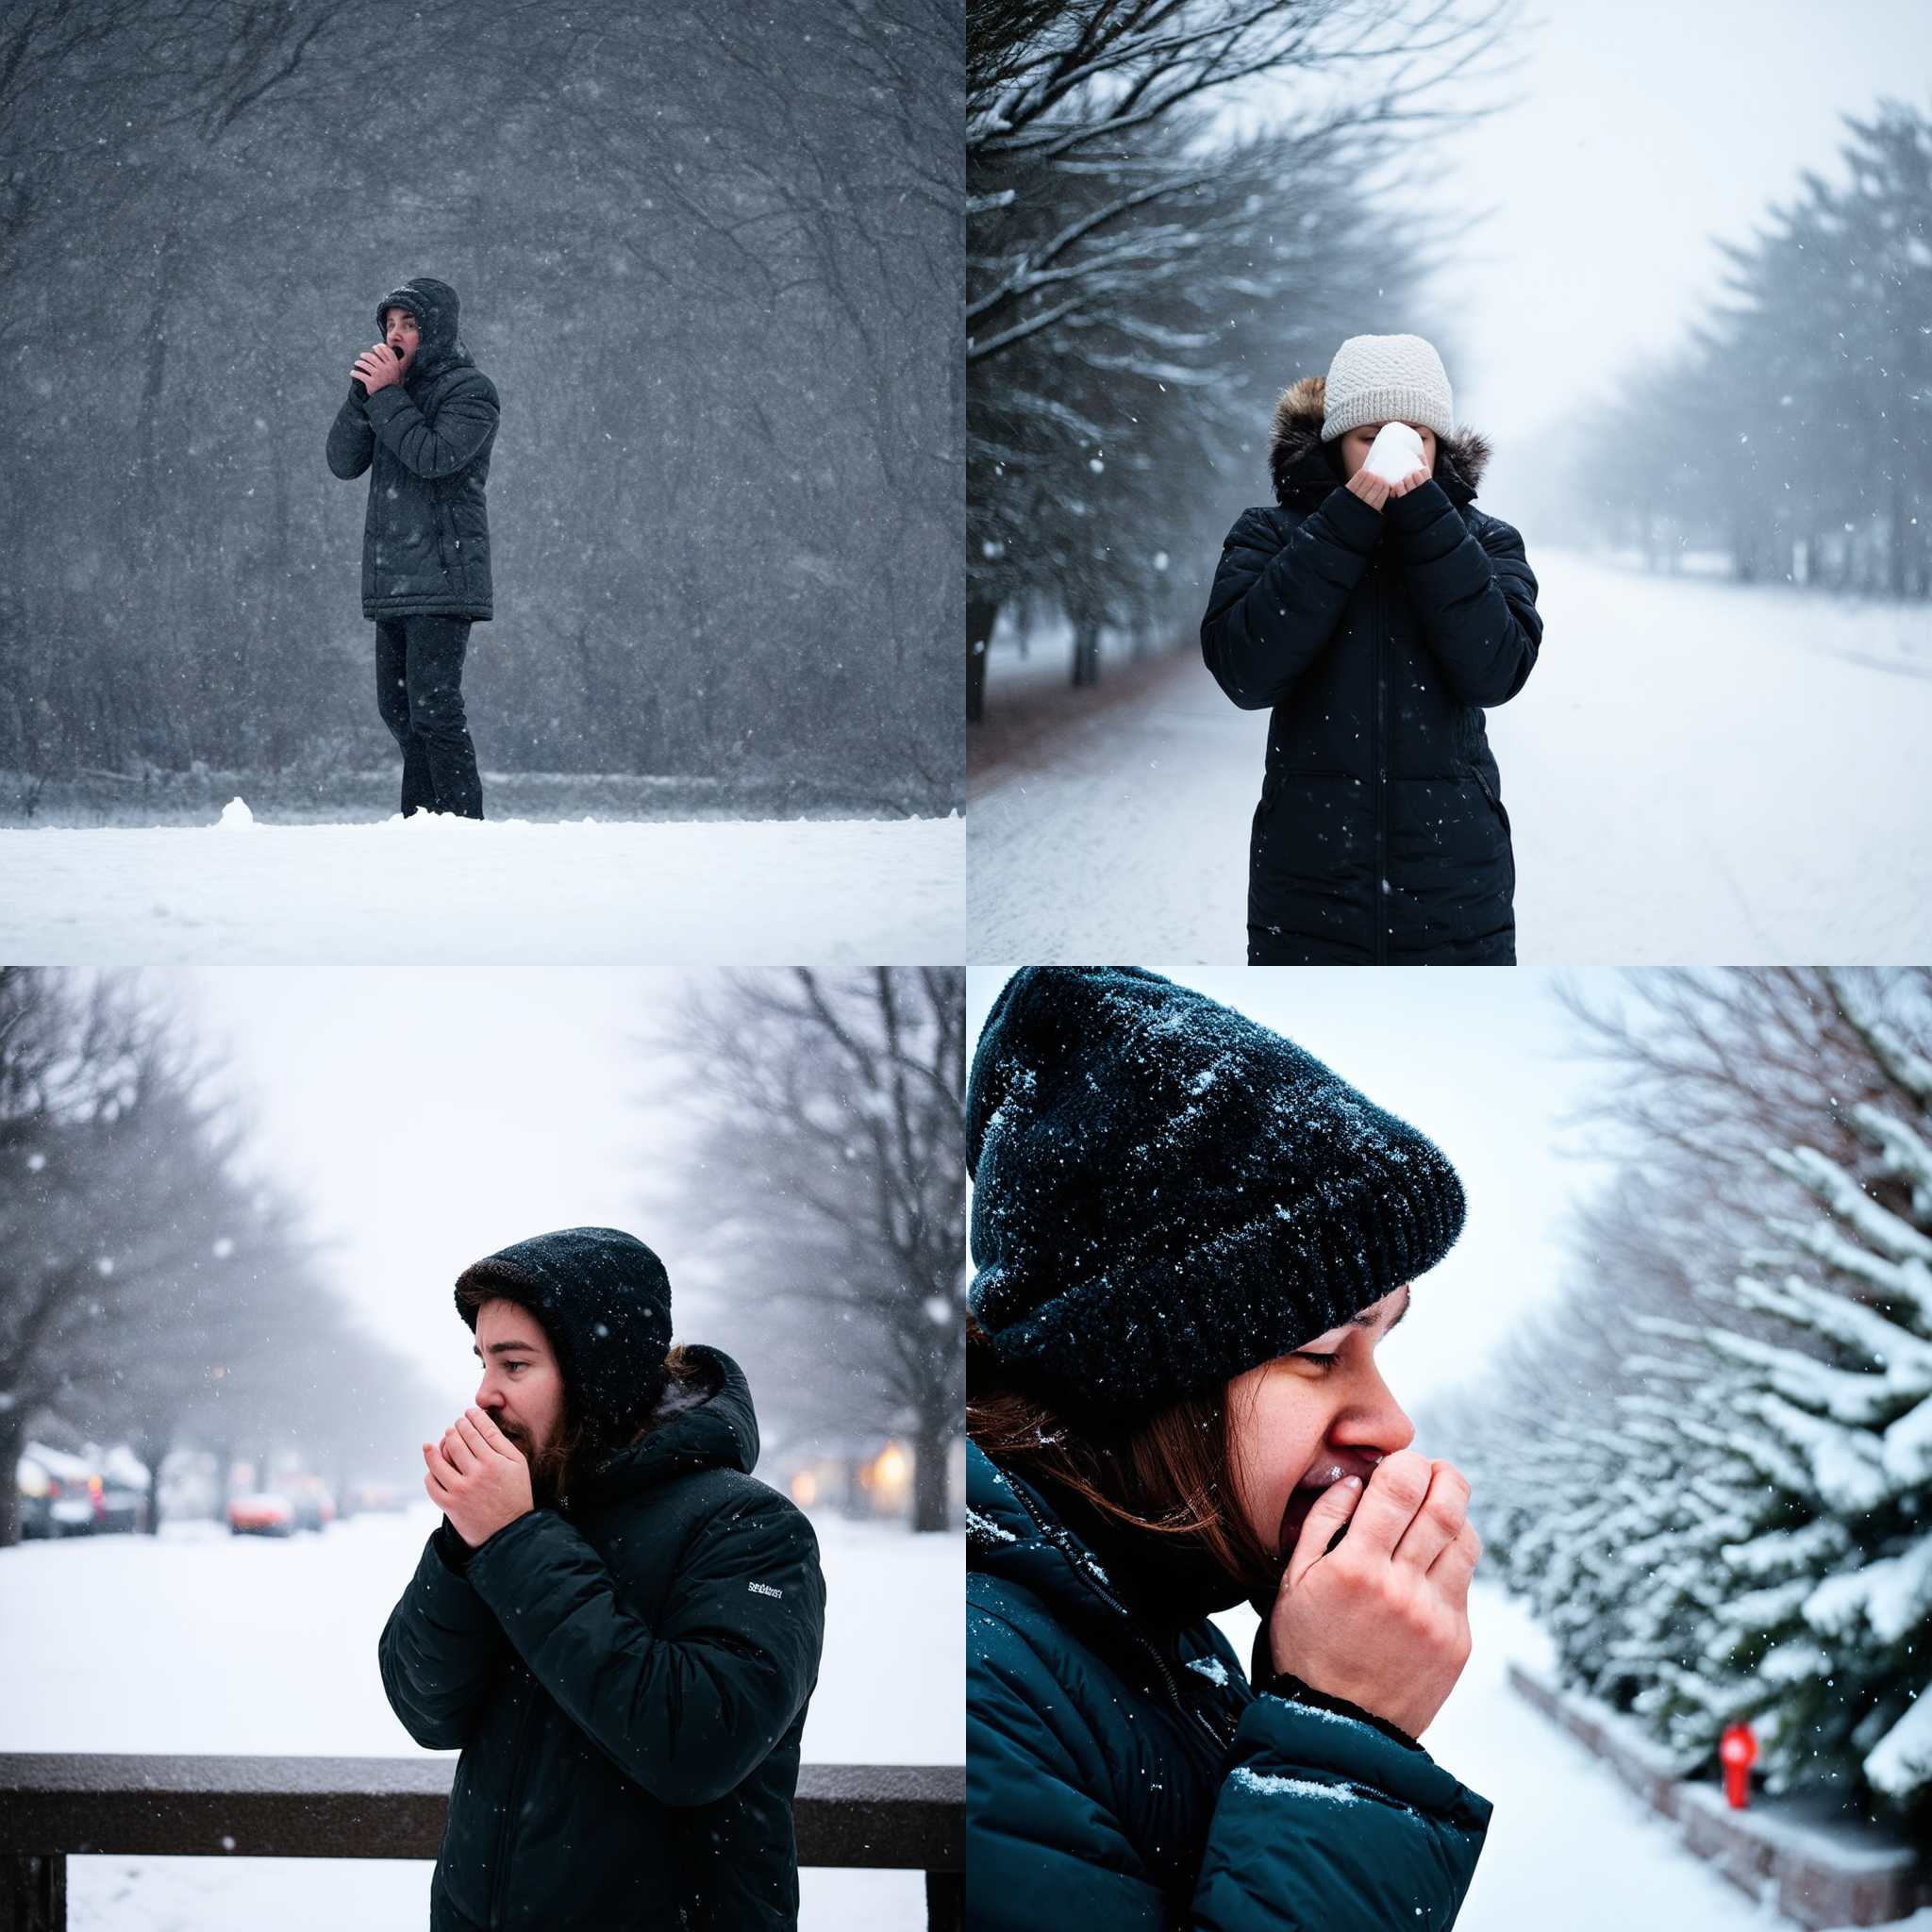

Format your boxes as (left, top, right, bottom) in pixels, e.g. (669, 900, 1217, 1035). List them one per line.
(966, 969, 1495, 1931)
(1201, 333, 1542, 965)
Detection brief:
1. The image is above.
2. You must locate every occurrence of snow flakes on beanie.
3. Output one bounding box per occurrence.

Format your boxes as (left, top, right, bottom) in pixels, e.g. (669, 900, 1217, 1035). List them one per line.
(1320, 333, 1454, 444)
(455, 1226, 672, 1441)
(966, 968, 1466, 1418)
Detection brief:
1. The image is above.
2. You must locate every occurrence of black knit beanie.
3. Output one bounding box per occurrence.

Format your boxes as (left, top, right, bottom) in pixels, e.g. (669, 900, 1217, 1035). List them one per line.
(455, 1226, 673, 1441)
(966, 968, 1466, 1419)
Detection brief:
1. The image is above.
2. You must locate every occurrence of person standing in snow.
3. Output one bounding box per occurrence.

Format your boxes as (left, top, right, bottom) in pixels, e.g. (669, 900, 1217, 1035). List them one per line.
(965, 968, 1492, 1929)
(1201, 333, 1542, 965)
(379, 1226, 826, 1932)
(326, 276, 497, 820)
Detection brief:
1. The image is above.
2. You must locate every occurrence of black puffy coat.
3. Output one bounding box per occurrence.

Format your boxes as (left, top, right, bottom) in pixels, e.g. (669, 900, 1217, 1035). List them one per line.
(377, 1346, 825, 1931)
(967, 1442, 1493, 1928)
(1200, 375, 1542, 965)
(325, 275, 498, 622)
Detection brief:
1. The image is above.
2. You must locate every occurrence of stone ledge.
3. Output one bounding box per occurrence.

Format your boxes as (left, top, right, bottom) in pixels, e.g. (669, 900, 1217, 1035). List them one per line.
(1507, 1662, 1929, 1929)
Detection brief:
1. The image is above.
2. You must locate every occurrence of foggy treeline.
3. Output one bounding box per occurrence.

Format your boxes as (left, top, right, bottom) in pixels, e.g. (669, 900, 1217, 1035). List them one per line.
(0, 0, 960, 812)
(1572, 101, 1932, 596)
(0, 968, 443, 1546)
(643, 967, 965, 1531)
(1419, 969, 1932, 1829)
(966, 0, 1518, 717)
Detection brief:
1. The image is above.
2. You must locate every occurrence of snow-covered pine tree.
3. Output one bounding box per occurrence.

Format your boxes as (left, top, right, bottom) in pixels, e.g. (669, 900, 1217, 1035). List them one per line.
(1632, 973, 1932, 1824)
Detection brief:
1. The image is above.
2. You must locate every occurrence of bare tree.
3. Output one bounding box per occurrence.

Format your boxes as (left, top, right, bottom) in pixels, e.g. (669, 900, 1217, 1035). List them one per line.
(967, 0, 1520, 711)
(0, 967, 442, 1540)
(644, 969, 965, 1531)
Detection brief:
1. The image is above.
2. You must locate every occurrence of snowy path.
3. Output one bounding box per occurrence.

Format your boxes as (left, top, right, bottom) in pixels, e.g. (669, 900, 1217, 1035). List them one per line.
(0, 1507, 962, 1930)
(1212, 1580, 1862, 1931)
(968, 552, 1932, 962)
(0, 811, 965, 964)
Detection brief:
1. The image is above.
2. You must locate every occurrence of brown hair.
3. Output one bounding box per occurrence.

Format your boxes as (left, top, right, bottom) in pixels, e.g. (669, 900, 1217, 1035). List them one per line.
(966, 1314, 1277, 1602)
(458, 1279, 708, 1507)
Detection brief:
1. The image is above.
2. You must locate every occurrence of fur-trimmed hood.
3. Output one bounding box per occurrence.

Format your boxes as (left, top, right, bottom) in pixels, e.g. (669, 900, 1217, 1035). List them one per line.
(1268, 373, 1491, 509)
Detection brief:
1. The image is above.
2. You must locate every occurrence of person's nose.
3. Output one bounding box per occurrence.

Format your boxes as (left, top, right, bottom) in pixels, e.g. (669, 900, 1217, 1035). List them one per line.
(1343, 1357, 1415, 1457)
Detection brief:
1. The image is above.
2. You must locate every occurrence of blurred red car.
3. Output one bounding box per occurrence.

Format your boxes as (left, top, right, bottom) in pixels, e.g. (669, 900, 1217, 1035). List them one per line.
(227, 1491, 296, 1537)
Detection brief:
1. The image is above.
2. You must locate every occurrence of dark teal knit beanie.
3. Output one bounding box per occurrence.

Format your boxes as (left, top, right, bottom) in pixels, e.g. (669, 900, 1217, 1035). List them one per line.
(967, 968, 1465, 1418)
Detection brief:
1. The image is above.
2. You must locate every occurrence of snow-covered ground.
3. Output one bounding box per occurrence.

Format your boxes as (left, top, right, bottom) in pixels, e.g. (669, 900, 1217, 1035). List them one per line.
(969, 551, 1932, 961)
(0, 808, 965, 963)
(1213, 1579, 1911, 1932)
(0, 1505, 962, 1930)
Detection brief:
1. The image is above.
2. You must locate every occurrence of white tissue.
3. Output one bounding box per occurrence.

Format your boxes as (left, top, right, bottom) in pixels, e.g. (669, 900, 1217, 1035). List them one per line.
(1362, 421, 1425, 485)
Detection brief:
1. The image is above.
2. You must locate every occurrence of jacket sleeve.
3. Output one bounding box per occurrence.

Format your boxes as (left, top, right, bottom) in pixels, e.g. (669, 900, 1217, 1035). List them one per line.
(376, 1520, 513, 1750)
(1200, 489, 1384, 711)
(1383, 479, 1541, 707)
(1190, 1687, 1493, 1931)
(325, 385, 374, 479)
(463, 1494, 824, 1808)
(361, 372, 499, 481)
(967, 1602, 1173, 1930)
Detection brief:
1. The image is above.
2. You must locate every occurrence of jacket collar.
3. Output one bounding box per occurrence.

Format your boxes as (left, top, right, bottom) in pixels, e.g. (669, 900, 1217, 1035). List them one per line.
(1268, 373, 1489, 510)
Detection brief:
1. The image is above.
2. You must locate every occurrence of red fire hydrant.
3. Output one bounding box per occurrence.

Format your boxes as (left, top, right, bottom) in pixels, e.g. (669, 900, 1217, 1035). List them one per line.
(1719, 1721, 1757, 1808)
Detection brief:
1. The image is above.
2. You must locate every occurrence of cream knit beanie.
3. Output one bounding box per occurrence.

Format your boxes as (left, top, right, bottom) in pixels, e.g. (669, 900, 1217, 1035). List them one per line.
(1320, 334, 1454, 443)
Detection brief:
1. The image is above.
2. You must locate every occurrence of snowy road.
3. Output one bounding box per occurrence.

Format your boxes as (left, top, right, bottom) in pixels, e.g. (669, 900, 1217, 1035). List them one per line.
(968, 552, 1932, 962)
(0, 1507, 962, 1930)
(1213, 1579, 1874, 1931)
(0, 810, 965, 964)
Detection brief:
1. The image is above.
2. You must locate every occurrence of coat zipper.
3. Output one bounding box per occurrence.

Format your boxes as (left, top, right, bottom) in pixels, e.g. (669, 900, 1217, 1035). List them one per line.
(1004, 1478, 1229, 1757)
(487, 1668, 540, 1929)
(1374, 565, 1388, 965)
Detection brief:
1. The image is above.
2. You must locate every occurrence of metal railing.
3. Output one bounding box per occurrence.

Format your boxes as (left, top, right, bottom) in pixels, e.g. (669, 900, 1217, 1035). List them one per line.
(0, 1755, 964, 1931)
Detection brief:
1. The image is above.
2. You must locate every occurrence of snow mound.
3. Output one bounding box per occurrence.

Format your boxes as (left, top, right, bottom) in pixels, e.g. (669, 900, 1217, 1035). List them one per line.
(0, 814, 965, 962)
(217, 797, 255, 830)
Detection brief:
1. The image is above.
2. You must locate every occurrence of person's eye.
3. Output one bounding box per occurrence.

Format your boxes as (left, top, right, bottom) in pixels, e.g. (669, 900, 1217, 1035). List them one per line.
(1297, 1351, 1341, 1368)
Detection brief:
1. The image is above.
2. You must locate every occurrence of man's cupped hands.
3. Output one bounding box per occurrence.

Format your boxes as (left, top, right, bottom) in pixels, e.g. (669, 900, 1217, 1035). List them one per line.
(424, 1407, 533, 1549)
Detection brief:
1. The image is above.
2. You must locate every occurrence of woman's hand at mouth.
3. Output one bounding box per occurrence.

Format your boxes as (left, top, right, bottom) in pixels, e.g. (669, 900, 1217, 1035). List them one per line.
(1344, 467, 1394, 512)
(1262, 1448, 1480, 1741)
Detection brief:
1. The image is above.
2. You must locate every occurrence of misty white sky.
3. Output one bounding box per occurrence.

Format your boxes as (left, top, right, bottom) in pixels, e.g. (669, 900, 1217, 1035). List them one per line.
(967, 967, 1624, 1420)
(1260, 0, 1932, 507)
(165, 968, 729, 1417)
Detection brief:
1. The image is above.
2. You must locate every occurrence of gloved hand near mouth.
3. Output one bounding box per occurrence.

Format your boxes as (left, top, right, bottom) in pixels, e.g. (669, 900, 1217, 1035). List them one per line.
(351, 342, 403, 396)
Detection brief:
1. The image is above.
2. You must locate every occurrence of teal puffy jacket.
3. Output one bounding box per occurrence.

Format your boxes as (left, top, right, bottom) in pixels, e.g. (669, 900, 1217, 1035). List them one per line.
(378, 1346, 824, 1931)
(967, 1441, 1492, 1929)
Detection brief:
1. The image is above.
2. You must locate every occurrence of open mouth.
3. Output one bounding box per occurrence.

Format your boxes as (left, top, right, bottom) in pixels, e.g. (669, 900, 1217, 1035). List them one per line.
(1274, 1455, 1383, 1554)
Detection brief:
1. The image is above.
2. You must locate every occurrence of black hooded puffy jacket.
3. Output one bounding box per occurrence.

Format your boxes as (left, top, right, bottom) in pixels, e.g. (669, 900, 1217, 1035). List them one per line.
(325, 275, 498, 622)
(377, 1344, 825, 1931)
(1200, 375, 1542, 965)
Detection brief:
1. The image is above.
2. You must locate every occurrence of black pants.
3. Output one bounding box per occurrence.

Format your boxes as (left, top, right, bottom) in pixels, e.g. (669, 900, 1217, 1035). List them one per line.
(375, 615, 483, 819)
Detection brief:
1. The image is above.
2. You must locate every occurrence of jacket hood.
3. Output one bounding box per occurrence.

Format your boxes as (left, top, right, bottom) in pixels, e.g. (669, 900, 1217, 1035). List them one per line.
(577, 1342, 760, 1504)
(456, 1225, 673, 1444)
(967, 1439, 1242, 1643)
(377, 275, 473, 380)
(1269, 373, 1491, 509)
